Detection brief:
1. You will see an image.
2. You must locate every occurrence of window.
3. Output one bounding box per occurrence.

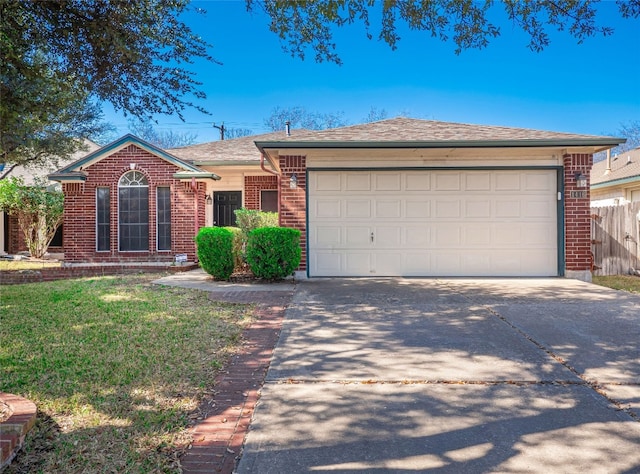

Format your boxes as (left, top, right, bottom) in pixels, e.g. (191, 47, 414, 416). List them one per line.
(118, 171, 149, 251)
(261, 190, 278, 212)
(96, 187, 110, 251)
(157, 187, 171, 251)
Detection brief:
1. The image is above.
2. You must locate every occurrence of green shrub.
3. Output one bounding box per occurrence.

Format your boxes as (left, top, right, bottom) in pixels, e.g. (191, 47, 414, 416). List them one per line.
(224, 226, 244, 272)
(195, 227, 234, 280)
(234, 209, 278, 235)
(246, 227, 301, 280)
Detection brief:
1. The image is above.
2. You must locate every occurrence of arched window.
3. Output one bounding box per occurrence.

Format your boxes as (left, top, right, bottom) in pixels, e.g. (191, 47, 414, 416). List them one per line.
(119, 171, 149, 251)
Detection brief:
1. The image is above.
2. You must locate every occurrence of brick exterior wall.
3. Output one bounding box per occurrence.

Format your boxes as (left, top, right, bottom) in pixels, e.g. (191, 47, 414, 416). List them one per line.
(244, 175, 278, 210)
(279, 155, 307, 271)
(564, 153, 593, 272)
(62, 145, 205, 263)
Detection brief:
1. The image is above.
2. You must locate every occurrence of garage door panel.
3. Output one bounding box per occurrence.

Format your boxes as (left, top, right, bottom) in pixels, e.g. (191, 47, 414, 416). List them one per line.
(374, 173, 402, 191)
(346, 173, 371, 191)
(464, 172, 492, 191)
(435, 172, 461, 191)
(345, 227, 371, 247)
(308, 170, 558, 277)
(406, 200, 431, 218)
(314, 199, 342, 218)
(376, 200, 401, 218)
(464, 200, 491, 218)
(495, 172, 521, 191)
(315, 173, 342, 191)
(405, 173, 431, 191)
(345, 200, 371, 218)
(435, 200, 461, 218)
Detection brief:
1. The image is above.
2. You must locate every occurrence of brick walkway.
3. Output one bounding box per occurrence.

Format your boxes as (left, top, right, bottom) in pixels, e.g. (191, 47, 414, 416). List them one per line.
(179, 290, 293, 474)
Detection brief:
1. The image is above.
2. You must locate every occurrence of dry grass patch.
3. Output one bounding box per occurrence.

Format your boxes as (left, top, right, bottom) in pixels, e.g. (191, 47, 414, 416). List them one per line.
(0, 274, 255, 473)
(593, 274, 640, 295)
(0, 259, 62, 271)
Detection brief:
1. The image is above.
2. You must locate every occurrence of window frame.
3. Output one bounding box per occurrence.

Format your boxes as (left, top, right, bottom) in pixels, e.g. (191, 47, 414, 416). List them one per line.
(96, 187, 111, 252)
(118, 171, 149, 252)
(156, 186, 171, 251)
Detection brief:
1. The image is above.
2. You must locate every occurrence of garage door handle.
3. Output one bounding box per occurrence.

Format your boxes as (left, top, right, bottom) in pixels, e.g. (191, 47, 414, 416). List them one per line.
(371, 232, 374, 243)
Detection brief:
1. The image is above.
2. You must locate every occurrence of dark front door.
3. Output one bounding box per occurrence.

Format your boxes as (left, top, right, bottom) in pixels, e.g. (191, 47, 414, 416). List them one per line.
(214, 191, 242, 227)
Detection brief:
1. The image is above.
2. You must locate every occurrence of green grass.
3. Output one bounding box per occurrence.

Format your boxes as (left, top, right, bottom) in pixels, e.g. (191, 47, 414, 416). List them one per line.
(0, 275, 255, 473)
(593, 275, 640, 295)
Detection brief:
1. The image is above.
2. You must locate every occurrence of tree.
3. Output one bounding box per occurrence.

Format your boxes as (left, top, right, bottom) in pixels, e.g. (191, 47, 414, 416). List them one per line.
(128, 118, 199, 149)
(0, 177, 64, 258)
(264, 106, 348, 131)
(1, 1, 214, 175)
(362, 107, 388, 123)
(247, 0, 640, 64)
(224, 128, 255, 139)
(0, 47, 111, 178)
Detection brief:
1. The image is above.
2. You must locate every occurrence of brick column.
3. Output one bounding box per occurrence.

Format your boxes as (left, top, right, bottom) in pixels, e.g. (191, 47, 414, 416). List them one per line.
(563, 153, 593, 282)
(279, 155, 307, 271)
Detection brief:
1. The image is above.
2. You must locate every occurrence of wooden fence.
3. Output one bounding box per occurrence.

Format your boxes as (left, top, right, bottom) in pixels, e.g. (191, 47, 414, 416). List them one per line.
(590, 202, 640, 276)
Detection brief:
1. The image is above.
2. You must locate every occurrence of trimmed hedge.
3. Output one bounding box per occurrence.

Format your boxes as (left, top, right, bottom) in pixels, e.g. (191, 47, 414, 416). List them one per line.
(195, 227, 234, 280)
(246, 227, 301, 280)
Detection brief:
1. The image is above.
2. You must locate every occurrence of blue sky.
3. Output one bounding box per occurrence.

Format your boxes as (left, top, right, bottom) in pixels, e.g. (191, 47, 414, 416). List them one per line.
(104, 0, 640, 143)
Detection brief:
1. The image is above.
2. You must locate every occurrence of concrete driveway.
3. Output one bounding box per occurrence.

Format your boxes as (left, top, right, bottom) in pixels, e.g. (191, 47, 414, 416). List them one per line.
(236, 278, 640, 473)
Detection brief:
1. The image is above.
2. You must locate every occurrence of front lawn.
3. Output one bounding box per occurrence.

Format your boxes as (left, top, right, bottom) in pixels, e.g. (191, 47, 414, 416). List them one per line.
(593, 275, 640, 295)
(0, 275, 254, 473)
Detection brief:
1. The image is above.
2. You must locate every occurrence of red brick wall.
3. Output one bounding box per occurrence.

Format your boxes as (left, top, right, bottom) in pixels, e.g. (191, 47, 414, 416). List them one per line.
(563, 153, 593, 272)
(279, 155, 307, 270)
(244, 175, 278, 210)
(62, 144, 205, 263)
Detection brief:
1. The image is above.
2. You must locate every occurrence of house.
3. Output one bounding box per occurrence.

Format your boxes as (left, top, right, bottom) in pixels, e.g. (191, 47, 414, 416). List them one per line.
(590, 146, 640, 207)
(1, 139, 100, 255)
(49, 118, 623, 281)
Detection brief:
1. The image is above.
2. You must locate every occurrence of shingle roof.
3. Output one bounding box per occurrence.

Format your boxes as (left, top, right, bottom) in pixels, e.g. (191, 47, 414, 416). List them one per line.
(591, 147, 640, 186)
(168, 130, 308, 163)
(256, 117, 622, 146)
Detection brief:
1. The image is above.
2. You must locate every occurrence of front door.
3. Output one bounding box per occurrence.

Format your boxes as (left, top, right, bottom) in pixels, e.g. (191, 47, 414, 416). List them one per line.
(214, 191, 242, 227)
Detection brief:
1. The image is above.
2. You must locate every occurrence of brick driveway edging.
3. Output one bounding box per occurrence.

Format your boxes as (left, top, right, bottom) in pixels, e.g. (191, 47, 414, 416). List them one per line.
(179, 290, 292, 474)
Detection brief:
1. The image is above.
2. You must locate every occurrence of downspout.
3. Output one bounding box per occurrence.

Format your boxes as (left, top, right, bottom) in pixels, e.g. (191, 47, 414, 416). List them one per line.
(260, 153, 281, 219)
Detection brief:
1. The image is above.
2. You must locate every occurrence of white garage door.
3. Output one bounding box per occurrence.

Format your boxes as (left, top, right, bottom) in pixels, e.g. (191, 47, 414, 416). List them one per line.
(308, 169, 558, 277)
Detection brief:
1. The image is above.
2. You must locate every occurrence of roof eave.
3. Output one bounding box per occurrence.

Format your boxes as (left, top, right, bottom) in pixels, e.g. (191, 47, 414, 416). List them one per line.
(591, 174, 640, 189)
(47, 172, 87, 183)
(256, 138, 625, 151)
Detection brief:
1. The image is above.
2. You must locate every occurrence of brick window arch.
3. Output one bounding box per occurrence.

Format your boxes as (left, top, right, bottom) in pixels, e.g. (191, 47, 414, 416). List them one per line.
(118, 170, 149, 251)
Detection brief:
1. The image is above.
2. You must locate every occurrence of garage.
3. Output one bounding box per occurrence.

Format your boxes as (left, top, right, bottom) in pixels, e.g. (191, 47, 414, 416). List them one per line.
(308, 169, 559, 277)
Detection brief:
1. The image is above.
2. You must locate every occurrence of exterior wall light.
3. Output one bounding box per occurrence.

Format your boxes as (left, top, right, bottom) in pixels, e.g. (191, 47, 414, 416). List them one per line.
(205, 193, 213, 205)
(575, 172, 587, 188)
(289, 173, 298, 189)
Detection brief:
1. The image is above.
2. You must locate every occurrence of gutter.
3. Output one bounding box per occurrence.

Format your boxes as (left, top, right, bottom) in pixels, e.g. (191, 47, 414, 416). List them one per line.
(255, 138, 626, 152)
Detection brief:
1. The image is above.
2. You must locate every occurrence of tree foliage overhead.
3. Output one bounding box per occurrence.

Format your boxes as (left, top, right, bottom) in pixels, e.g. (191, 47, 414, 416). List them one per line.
(248, 0, 640, 64)
(1, 0, 214, 174)
(4, 0, 215, 119)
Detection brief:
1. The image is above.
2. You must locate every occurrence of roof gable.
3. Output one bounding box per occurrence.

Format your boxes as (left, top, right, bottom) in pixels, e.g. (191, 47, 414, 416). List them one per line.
(591, 147, 640, 187)
(55, 134, 206, 174)
(49, 134, 220, 182)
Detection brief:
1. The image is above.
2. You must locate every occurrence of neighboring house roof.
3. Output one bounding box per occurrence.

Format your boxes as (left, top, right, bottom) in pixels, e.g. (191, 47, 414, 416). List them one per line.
(591, 147, 640, 188)
(2, 139, 100, 185)
(255, 117, 623, 151)
(49, 134, 220, 182)
(168, 129, 309, 164)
